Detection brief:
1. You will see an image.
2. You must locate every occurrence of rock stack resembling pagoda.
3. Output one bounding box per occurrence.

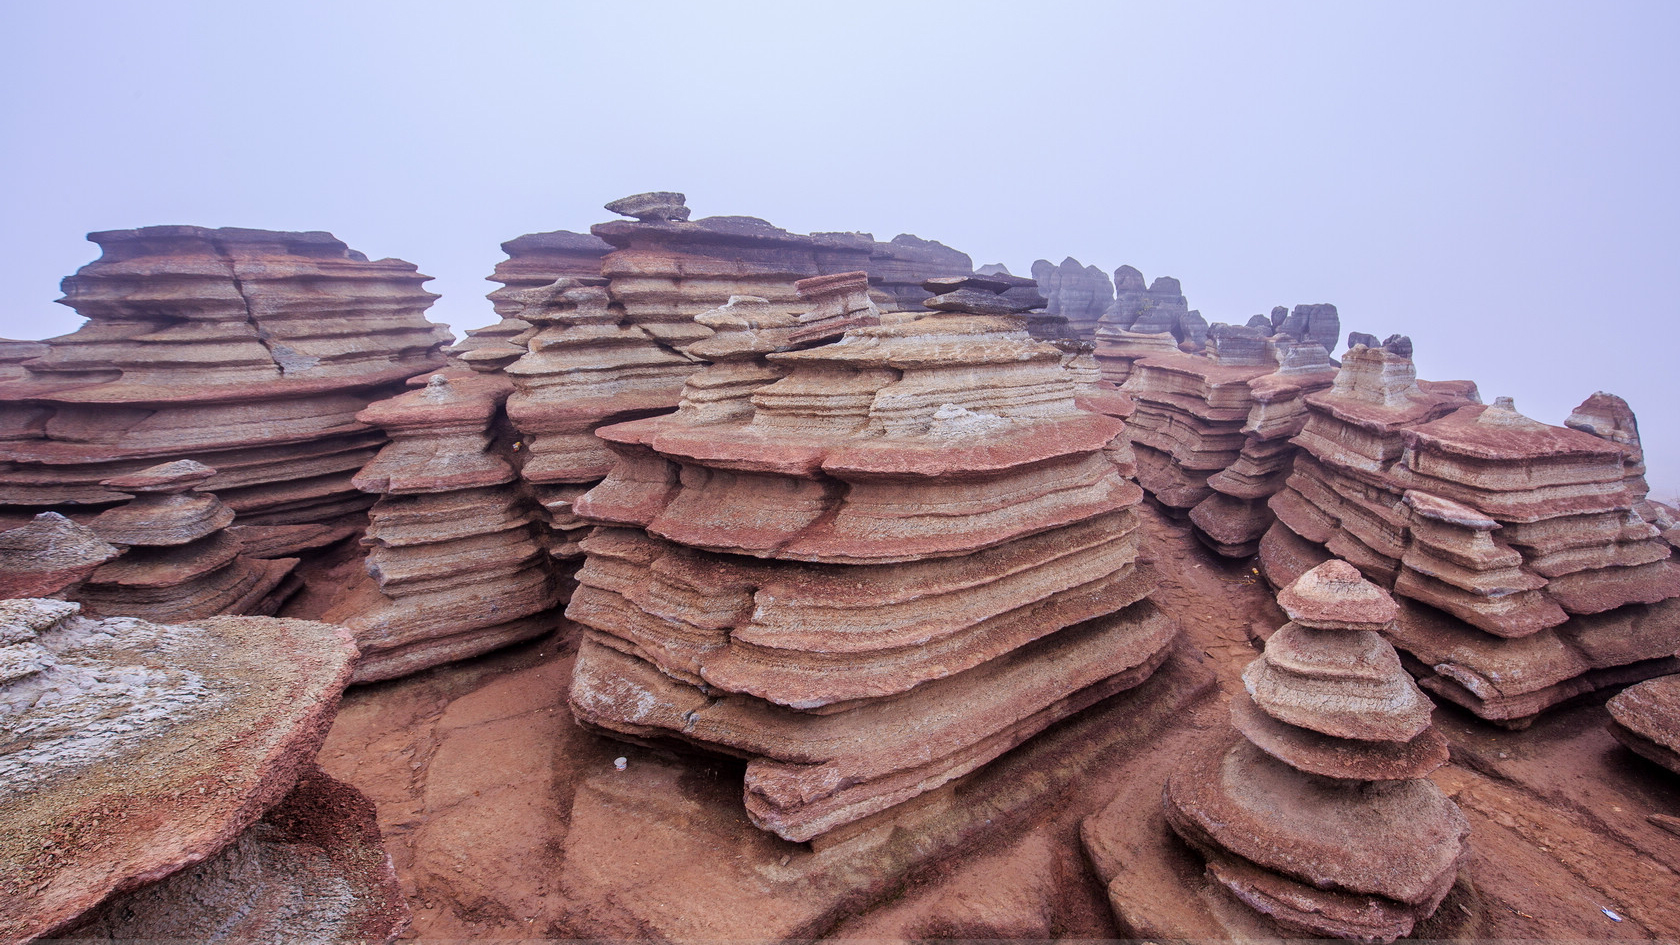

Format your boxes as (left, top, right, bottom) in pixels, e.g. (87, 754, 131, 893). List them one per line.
(1164, 560, 1470, 943)
(563, 274, 1177, 841)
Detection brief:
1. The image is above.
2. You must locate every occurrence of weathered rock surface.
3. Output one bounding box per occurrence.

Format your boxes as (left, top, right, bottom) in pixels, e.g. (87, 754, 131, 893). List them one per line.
(1607, 674, 1680, 774)
(65, 765, 408, 943)
(324, 373, 560, 683)
(1031, 257, 1112, 340)
(1261, 344, 1680, 725)
(0, 227, 449, 547)
(72, 460, 300, 622)
(1159, 561, 1469, 942)
(565, 287, 1176, 841)
(1117, 322, 1339, 555)
(0, 599, 360, 943)
(0, 513, 120, 599)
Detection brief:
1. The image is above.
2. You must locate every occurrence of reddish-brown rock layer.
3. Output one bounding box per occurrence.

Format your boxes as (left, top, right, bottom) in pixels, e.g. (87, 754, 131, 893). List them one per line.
(0, 227, 449, 546)
(565, 283, 1176, 841)
(1607, 674, 1680, 774)
(0, 599, 359, 943)
(64, 765, 409, 943)
(1260, 344, 1680, 725)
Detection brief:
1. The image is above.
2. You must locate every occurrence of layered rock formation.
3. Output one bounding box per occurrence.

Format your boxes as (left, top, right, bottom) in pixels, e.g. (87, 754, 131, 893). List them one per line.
(563, 280, 1176, 842)
(0, 227, 449, 554)
(75, 460, 299, 621)
(322, 372, 560, 683)
(1031, 257, 1113, 340)
(0, 598, 389, 942)
(1163, 561, 1469, 942)
(1607, 674, 1680, 775)
(1262, 343, 1680, 724)
(1113, 320, 1339, 555)
(447, 229, 612, 363)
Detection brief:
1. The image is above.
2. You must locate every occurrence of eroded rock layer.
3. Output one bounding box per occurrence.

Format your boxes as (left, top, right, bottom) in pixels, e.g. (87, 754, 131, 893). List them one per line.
(0, 227, 449, 544)
(446, 229, 613, 363)
(1031, 257, 1113, 340)
(1161, 562, 1469, 943)
(565, 283, 1176, 841)
(323, 372, 560, 683)
(1261, 344, 1680, 724)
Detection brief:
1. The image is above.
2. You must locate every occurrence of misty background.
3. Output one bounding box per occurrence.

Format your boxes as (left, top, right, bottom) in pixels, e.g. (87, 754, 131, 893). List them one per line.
(3, 1, 1676, 492)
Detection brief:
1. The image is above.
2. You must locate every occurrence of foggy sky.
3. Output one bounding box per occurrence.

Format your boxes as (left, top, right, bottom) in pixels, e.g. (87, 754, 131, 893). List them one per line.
(3, 1, 1677, 492)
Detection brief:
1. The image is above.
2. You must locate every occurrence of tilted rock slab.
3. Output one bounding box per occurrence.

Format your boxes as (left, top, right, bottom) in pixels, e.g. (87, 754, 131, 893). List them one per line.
(0, 227, 449, 553)
(565, 304, 1176, 841)
(324, 372, 560, 682)
(0, 599, 361, 943)
(1162, 561, 1469, 943)
(1262, 345, 1680, 725)
(1606, 674, 1680, 775)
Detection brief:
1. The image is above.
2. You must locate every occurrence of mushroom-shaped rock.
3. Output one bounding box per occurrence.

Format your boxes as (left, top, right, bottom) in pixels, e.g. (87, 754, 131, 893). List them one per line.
(0, 599, 364, 942)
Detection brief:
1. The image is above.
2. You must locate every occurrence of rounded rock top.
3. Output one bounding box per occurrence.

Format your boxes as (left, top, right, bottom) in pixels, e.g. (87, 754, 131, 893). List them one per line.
(1277, 559, 1399, 630)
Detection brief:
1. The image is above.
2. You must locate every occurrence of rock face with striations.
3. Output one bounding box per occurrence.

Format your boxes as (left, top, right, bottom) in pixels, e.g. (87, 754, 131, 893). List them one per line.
(1091, 266, 1199, 385)
(0, 227, 450, 554)
(562, 280, 1177, 842)
(1261, 343, 1680, 725)
(0, 598, 403, 942)
(0, 513, 120, 600)
(1162, 561, 1469, 943)
(75, 460, 299, 622)
(323, 372, 560, 683)
(1031, 257, 1113, 341)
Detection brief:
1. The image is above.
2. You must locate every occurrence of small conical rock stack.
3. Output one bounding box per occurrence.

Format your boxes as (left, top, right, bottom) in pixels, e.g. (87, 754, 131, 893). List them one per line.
(1164, 560, 1469, 943)
(76, 461, 298, 622)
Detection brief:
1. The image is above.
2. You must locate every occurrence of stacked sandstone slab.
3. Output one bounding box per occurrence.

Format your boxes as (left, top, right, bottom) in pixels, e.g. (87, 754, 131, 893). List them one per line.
(75, 460, 298, 622)
(0, 226, 449, 551)
(0, 598, 404, 943)
(564, 279, 1177, 842)
(1163, 561, 1470, 943)
(323, 372, 559, 683)
(1262, 343, 1680, 725)
(1031, 257, 1113, 341)
(1121, 326, 1339, 556)
(1607, 674, 1680, 775)
(446, 229, 612, 363)
(1090, 266, 1202, 385)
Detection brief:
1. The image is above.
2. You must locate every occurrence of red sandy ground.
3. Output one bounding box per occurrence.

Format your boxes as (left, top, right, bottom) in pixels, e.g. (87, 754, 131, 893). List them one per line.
(307, 505, 1680, 940)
